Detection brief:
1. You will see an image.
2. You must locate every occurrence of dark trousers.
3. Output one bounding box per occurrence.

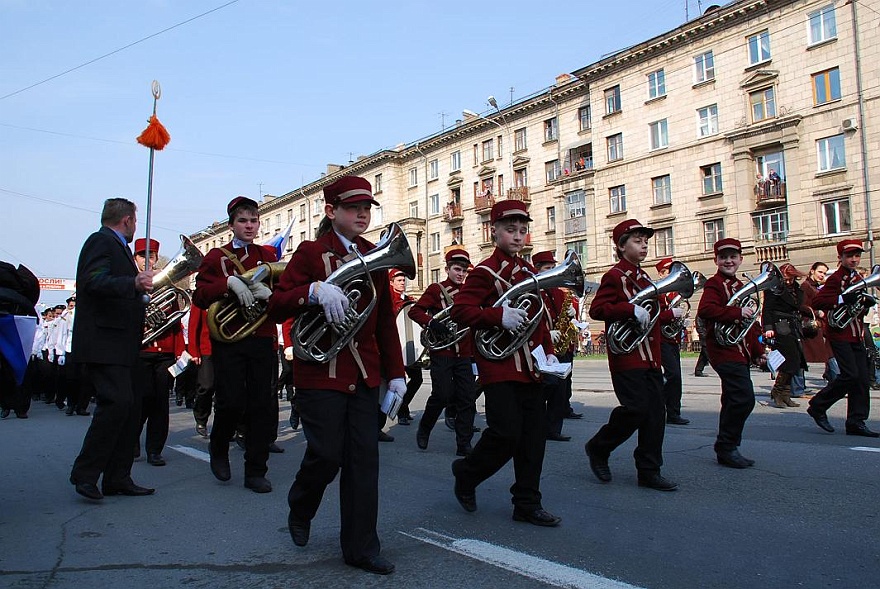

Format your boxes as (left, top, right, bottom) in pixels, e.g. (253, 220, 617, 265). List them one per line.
(660, 342, 683, 417)
(289, 381, 381, 564)
(589, 368, 665, 474)
(810, 340, 870, 425)
(695, 346, 710, 374)
(418, 355, 476, 448)
(545, 351, 574, 436)
(70, 363, 141, 486)
(210, 337, 275, 478)
(175, 363, 198, 407)
(453, 381, 546, 511)
(62, 352, 91, 412)
(135, 352, 174, 455)
(193, 356, 214, 427)
(713, 362, 755, 453)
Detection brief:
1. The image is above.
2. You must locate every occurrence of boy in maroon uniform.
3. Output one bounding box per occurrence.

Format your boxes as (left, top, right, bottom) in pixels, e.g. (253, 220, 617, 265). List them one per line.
(586, 219, 679, 490)
(697, 238, 767, 468)
(808, 239, 878, 437)
(450, 200, 561, 527)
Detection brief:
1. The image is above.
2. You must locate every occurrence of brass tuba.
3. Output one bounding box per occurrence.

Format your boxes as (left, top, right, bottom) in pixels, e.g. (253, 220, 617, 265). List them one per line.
(714, 261, 782, 346)
(475, 250, 587, 361)
(143, 235, 204, 345)
(827, 264, 880, 329)
(606, 261, 694, 355)
(292, 222, 415, 363)
(420, 306, 470, 351)
(660, 270, 707, 339)
(206, 261, 288, 344)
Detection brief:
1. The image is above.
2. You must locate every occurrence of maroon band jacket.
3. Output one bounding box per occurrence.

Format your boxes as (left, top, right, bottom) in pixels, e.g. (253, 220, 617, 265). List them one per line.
(409, 279, 473, 359)
(696, 272, 764, 365)
(812, 266, 865, 343)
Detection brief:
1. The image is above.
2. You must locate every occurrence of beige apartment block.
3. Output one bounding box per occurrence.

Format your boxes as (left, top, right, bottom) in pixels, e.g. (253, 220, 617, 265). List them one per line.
(192, 0, 878, 298)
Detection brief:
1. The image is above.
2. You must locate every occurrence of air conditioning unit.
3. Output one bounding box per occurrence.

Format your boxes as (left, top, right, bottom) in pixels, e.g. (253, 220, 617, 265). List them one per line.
(841, 118, 858, 131)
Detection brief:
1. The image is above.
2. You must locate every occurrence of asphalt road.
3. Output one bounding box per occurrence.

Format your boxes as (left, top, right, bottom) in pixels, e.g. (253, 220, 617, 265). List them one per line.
(1, 358, 878, 589)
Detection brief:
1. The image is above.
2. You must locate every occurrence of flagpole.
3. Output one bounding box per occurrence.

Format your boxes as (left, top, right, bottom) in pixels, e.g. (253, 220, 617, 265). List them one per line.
(142, 81, 162, 302)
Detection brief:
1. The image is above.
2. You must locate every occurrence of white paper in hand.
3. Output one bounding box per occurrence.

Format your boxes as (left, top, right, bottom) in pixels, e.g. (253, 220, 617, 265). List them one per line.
(379, 380, 403, 419)
(167, 350, 193, 377)
(766, 349, 786, 373)
(531, 345, 572, 378)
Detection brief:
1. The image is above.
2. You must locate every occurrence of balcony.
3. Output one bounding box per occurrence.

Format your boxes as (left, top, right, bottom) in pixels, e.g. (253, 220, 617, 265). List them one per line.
(564, 215, 587, 236)
(475, 194, 495, 214)
(443, 202, 463, 223)
(755, 243, 788, 264)
(755, 179, 786, 208)
(506, 186, 530, 203)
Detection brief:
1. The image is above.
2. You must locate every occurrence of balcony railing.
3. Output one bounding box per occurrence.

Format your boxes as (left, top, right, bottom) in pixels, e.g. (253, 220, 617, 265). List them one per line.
(443, 203, 463, 223)
(506, 186, 530, 202)
(475, 194, 495, 213)
(756, 243, 788, 264)
(564, 215, 587, 236)
(755, 179, 786, 207)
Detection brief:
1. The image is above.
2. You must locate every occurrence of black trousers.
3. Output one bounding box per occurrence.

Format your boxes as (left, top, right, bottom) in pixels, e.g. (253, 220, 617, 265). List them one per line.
(192, 356, 214, 427)
(695, 346, 710, 374)
(810, 340, 870, 425)
(289, 381, 381, 564)
(588, 368, 665, 474)
(545, 351, 574, 436)
(453, 381, 546, 511)
(418, 355, 476, 448)
(135, 352, 174, 455)
(61, 352, 92, 412)
(70, 363, 141, 486)
(713, 362, 755, 453)
(660, 342, 683, 417)
(210, 337, 275, 478)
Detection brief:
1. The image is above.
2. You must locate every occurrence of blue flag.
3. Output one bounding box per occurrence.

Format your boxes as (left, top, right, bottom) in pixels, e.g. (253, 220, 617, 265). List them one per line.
(0, 315, 38, 385)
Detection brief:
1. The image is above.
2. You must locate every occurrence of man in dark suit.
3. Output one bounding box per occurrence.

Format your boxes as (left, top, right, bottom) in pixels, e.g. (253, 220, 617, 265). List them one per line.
(69, 198, 155, 500)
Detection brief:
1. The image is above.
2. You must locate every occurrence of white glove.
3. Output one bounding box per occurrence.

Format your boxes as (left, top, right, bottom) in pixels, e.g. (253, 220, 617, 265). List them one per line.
(671, 307, 685, 319)
(47, 351, 55, 363)
(546, 354, 559, 365)
(227, 276, 255, 307)
(314, 281, 349, 324)
(249, 282, 272, 301)
(388, 377, 406, 397)
(283, 346, 294, 361)
(57, 354, 65, 366)
(550, 330, 561, 345)
(567, 305, 576, 318)
(501, 300, 527, 331)
(633, 305, 651, 331)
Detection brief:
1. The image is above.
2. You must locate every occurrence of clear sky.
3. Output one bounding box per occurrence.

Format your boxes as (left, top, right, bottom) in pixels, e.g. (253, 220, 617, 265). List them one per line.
(1, 0, 696, 305)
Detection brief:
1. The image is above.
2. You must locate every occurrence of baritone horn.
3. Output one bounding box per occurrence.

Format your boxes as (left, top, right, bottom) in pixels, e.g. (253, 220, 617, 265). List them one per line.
(143, 234, 203, 345)
(606, 261, 694, 355)
(827, 264, 880, 329)
(714, 261, 782, 346)
(206, 261, 288, 344)
(660, 270, 707, 340)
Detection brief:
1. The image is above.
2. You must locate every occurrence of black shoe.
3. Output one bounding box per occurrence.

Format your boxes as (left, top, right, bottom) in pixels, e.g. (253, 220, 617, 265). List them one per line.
(196, 424, 208, 438)
(637, 473, 678, 491)
(397, 415, 412, 426)
(565, 410, 584, 419)
(452, 459, 477, 512)
(456, 444, 473, 457)
(345, 555, 396, 575)
(378, 431, 395, 443)
(210, 453, 231, 481)
(76, 409, 90, 416)
(845, 423, 880, 438)
(444, 415, 456, 431)
(175, 395, 184, 407)
(716, 449, 755, 469)
(585, 441, 611, 482)
(147, 453, 166, 466)
(666, 414, 690, 425)
(72, 480, 103, 500)
(288, 513, 310, 546)
(547, 433, 572, 442)
(512, 508, 561, 527)
(807, 406, 835, 433)
(694, 372, 707, 377)
(268, 442, 285, 453)
(102, 481, 155, 496)
(289, 411, 300, 431)
(0, 408, 9, 419)
(14, 411, 27, 419)
(416, 429, 429, 450)
(65, 406, 75, 416)
(234, 434, 246, 450)
(244, 476, 272, 493)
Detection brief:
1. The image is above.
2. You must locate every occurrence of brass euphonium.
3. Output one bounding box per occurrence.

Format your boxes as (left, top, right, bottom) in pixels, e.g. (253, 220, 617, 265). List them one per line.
(206, 261, 288, 344)
(292, 222, 415, 363)
(475, 250, 586, 361)
(606, 261, 694, 355)
(714, 261, 782, 346)
(660, 270, 707, 339)
(143, 234, 204, 345)
(420, 305, 469, 351)
(827, 264, 880, 329)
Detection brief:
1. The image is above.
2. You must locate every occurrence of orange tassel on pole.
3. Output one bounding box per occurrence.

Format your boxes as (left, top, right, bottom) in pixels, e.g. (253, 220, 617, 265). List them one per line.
(136, 115, 171, 150)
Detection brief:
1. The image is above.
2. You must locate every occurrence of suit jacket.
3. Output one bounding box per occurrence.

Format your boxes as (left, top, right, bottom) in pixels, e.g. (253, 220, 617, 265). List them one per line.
(72, 226, 145, 366)
(697, 271, 764, 366)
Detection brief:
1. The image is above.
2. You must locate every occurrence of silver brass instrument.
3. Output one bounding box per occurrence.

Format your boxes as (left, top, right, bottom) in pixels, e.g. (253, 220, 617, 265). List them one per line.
(420, 306, 469, 351)
(475, 250, 587, 361)
(606, 261, 694, 355)
(206, 262, 287, 344)
(714, 261, 782, 346)
(143, 234, 203, 345)
(293, 222, 415, 363)
(827, 264, 880, 329)
(660, 270, 707, 339)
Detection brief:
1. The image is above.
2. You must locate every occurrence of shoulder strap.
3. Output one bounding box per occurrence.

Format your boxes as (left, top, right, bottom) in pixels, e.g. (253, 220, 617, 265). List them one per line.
(220, 245, 247, 275)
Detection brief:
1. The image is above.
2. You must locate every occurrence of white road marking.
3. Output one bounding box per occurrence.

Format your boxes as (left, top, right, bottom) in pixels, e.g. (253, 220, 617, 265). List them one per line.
(851, 446, 880, 453)
(169, 445, 210, 462)
(401, 527, 645, 589)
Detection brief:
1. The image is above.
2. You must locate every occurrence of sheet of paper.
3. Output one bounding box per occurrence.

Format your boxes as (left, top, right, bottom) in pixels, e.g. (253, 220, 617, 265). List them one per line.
(531, 344, 572, 378)
(766, 349, 785, 373)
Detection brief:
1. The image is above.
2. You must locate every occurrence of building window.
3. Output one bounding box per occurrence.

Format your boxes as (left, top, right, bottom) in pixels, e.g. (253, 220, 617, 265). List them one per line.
(514, 127, 527, 151)
(652, 175, 672, 205)
(756, 150, 786, 180)
(566, 240, 587, 263)
(750, 87, 776, 122)
(753, 208, 789, 242)
(451, 226, 463, 245)
(473, 144, 479, 165)
(430, 269, 441, 284)
(808, 5, 837, 45)
(607, 133, 623, 162)
(546, 206, 557, 233)
(654, 227, 674, 257)
(747, 30, 771, 65)
(373, 204, 383, 226)
(288, 208, 294, 222)
(429, 159, 439, 180)
(544, 117, 558, 141)
(298, 231, 305, 248)
(409, 201, 419, 217)
(299, 203, 306, 220)
(649, 119, 668, 150)
(566, 190, 586, 218)
(514, 167, 528, 188)
(578, 106, 591, 131)
(408, 167, 418, 187)
(482, 220, 492, 244)
(697, 104, 719, 137)
(703, 219, 725, 251)
(609, 185, 626, 214)
(429, 193, 440, 216)
(647, 69, 666, 99)
(812, 68, 841, 105)
(451, 150, 461, 172)
(374, 173, 383, 193)
(694, 50, 715, 83)
(312, 196, 324, 216)
(482, 139, 494, 162)
(822, 198, 851, 235)
(496, 135, 504, 158)
(701, 163, 723, 195)
(545, 160, 561, 183)
(817, 134, 846, 172)
(430, 232, 440, 253)
(605, 85, 622, 115)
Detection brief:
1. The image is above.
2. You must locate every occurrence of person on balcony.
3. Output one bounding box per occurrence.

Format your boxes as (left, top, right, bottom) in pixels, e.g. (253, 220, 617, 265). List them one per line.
(767, 169, 781, 195)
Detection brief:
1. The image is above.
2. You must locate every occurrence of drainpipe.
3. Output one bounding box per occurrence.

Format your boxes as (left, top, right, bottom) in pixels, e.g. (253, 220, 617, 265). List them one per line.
(414, 142, 430, 289)
(850, 0, 873, 264)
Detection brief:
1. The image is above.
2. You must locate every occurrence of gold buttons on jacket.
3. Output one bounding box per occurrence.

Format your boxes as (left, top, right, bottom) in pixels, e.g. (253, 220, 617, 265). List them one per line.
(298, 297, 305, 305)
(348, 384, 355, 391)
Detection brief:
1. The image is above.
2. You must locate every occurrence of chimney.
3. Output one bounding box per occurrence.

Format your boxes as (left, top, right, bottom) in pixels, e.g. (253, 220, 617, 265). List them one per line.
(326, 164, 344, 175)
(555, 73, 573, 86)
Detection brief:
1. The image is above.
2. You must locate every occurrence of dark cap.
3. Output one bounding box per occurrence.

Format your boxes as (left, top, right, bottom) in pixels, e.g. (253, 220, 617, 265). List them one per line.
(445, 248, 471, 266)
(837, 239, 864, 255)
(612, 219, 654, 244)
(227, 196, 259, 219)
(490, 200, 532, 224)
(713, 237, 742, 255)
(655, 257, 674, 273)
(134, 238, 160, 255)
(324, 176, 380, 207)
(531, 250, 557, 266)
